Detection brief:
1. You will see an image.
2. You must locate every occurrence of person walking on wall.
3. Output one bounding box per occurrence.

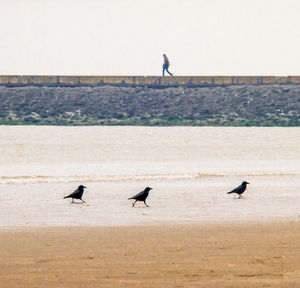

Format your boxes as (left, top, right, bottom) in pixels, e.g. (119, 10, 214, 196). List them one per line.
(162, 54, 173, 76)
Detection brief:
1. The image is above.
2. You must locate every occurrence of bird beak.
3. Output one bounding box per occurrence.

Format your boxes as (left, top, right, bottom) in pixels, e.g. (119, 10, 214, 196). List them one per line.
(150, 188, 153, 190)
(83, 186, 87, 188)
(246, 182, 250, 184)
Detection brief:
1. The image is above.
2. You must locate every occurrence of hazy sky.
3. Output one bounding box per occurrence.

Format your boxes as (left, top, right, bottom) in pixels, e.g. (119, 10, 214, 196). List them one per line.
(1, 0, 300, 76)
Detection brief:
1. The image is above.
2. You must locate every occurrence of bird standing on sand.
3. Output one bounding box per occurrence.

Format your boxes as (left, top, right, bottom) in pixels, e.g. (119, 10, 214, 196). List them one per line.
(64, 185, 87, 203)
(227, 181, 249, 198)
(128, 187, 152, 207)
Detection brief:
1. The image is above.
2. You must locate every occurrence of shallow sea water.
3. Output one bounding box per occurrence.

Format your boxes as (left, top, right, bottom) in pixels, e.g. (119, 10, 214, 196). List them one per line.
(0, 126, 299, 226)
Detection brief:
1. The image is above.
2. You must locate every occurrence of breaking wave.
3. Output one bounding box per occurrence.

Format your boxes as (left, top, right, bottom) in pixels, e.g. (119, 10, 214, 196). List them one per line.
(0, 171, 299, 184)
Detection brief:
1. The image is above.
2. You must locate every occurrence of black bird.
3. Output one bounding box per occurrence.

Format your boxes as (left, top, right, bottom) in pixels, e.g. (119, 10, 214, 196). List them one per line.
(64, 185, 87, 203)
(227, 181, 249, 198)
(128, 187, 152, 207)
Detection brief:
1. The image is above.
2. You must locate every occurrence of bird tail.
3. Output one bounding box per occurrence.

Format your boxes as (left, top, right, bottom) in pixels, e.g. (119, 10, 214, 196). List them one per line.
(128, 197, 133, 200)
(227, 191, 233, 194)
(63, 196, 70, 199)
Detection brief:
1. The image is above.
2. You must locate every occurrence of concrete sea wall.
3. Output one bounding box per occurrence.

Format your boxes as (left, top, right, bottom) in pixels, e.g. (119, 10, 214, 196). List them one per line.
(1, 75, 300, 87)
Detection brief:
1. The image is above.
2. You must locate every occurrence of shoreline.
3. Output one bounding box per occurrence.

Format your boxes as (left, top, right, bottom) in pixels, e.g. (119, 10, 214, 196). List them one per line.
(0, 216, 300, 230)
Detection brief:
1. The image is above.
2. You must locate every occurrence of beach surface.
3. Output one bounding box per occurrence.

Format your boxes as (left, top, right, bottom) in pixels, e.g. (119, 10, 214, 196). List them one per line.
(1, 126, 300, 286)
(0, 126, 300, 226)
(1, 222, 300, 288)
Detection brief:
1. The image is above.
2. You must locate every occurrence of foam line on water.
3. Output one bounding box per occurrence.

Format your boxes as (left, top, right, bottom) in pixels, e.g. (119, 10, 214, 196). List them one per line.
(1, 171, 299, 184)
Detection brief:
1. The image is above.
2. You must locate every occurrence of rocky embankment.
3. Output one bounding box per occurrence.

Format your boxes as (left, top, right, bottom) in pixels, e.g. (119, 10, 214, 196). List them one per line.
(0, 84, 299, 126)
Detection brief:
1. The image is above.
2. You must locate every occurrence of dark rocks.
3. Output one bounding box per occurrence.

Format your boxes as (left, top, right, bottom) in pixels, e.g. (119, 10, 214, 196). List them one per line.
(0, 84, 299, 126)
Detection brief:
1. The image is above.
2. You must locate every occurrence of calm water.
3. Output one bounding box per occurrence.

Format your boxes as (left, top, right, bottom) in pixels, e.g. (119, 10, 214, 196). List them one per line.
(0, 126, 300, 226)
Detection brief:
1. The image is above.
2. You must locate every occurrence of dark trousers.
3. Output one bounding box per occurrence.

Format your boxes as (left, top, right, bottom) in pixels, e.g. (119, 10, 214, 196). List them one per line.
(163, 65, 173, 76)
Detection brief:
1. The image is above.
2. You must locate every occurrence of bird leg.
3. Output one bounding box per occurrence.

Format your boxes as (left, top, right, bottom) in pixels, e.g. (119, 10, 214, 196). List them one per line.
(81, 199, 86, 203)
(72, 198, 74, 203)
(144, 200, 150, 207)
(132, 200, 137, 207)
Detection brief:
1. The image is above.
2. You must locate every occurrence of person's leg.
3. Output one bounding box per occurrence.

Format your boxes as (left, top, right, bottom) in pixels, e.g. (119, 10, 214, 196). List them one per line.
(166, 68, 173, 76)
(162, 67, 165, 76)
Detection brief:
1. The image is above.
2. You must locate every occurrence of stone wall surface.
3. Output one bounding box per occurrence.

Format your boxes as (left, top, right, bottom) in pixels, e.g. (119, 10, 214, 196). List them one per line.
(0, 75, 300, 87)
(0, 83, 299, 126)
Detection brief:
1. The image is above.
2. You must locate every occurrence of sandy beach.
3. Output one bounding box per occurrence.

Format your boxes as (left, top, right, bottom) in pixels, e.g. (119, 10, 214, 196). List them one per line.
(2, 0, 300, 285)
(1, 222, 300, 287)
(1, 126, 300, 286)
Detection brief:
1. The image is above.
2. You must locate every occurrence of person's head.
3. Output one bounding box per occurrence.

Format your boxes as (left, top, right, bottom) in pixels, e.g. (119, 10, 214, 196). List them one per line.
(163, 54, 166, 57)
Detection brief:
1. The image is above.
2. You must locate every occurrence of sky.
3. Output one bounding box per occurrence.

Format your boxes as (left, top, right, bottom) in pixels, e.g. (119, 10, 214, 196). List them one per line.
(0, 0, 300, 76)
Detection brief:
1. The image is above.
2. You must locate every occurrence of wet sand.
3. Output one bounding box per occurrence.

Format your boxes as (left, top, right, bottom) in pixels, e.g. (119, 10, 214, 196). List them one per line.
(1, 222, 300, 287)
(1, 176, 300, 227)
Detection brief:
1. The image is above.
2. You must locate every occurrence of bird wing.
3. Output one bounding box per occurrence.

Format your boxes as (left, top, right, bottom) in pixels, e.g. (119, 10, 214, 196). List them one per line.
(229, 184, 243, 194)
(66, 188, 80, 198)
(130, 190, 145, 199)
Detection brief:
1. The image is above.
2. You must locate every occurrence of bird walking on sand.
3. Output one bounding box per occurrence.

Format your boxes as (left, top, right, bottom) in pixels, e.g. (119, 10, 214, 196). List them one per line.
(64, 185, 87, 203)
(227, 181, 249, 198)
(128, 187, 152, 207)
